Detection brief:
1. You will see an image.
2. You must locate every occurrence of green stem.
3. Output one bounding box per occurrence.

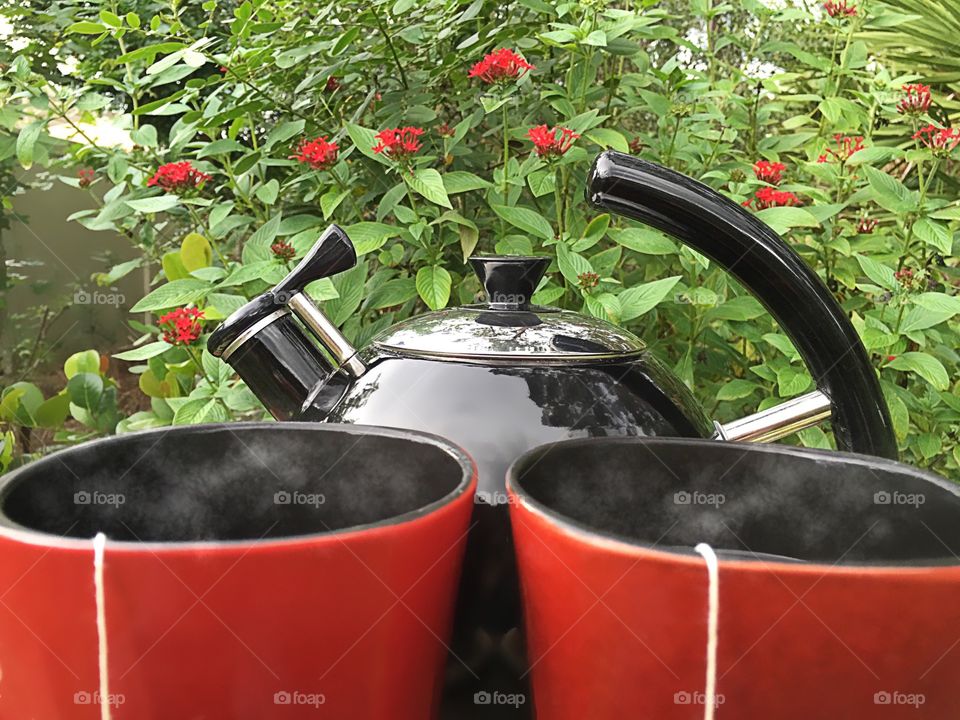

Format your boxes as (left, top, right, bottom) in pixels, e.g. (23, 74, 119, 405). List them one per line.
(185, 346, 213, 385)
(502, 104, 510, 196)
(553, 166, 564, 240)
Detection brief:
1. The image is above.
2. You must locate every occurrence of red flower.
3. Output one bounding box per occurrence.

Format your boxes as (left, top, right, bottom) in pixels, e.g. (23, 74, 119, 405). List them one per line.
(824, 1, 856, 17)
(753, 160, 785, 185)
(372, 127, 424, 161)
(817, 134, 864, 163)
(271, 239, 296, 261)
(886, 355, 897, 362)
(146, 161, 211, 193)
(897, 84, 931, 115)
(158, 307, 204, 346)
(325, 77, 340, 92)
(436, 122, 455, 138)
(527, 125, 579, 158)
(913, 125, 960, 155)
(468, 48, 534, 84)
(857, 217, 878, 234)
(291, 136, 339, 170)
(78, 167, 95, 188)
(743, 187, 801, 210)
(628, 137, 643, 154)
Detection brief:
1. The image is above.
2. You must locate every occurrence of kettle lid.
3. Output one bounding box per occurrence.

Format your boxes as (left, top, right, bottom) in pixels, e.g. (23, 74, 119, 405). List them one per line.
(371, 256, 645, 363)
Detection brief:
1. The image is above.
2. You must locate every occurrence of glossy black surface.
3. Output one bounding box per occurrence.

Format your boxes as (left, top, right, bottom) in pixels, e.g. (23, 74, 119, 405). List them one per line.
(587, 151, 898, 459)
(510, 438, 960, 565)
(227, 315, 340, 421)
(208, 224, 356, 355)
(469, 256, 550, 309)
(321, 351, 712, 718)
(273, 223, 356, 300)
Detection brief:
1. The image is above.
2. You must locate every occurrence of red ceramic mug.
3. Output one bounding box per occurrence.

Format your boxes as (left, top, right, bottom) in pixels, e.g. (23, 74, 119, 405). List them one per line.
(508, 438, 960, 719)
(0, 423, 475, 719)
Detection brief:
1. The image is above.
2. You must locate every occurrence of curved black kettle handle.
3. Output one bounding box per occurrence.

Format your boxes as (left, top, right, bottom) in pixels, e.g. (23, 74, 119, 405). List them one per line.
(587, 151, 897, 459)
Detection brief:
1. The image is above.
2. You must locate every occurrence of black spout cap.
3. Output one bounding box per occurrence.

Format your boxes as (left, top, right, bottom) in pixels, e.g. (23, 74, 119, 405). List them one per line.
(273, 224, 356, 302)
(208, 224, 356, 358)
(469, 255, 550, 309)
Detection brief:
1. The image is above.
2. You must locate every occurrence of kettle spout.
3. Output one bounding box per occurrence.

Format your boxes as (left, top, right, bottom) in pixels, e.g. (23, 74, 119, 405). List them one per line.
(208, 225, 363, 420)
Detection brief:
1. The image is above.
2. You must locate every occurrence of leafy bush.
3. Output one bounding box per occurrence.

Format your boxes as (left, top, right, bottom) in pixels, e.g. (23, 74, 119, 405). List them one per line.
(1, 0, 958, 475)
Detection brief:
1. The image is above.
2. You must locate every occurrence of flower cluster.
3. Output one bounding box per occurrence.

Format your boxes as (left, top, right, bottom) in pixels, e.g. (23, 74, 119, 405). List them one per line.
(743, 187, 801, 210)
(147, 161, 211, 193)
(271, 239, 296, 261)
(291, 136, 339, 170)
(897, 84, 931, 115)
(527, 125, 579, 158)
(857, 217, 878, 234)
(436, 122, 455, 138)
(372, 127, 424, 161)
(577, 271, 600, 289)
(468, 48, 534, 84)
(325, 77, 341, 93)
(78, 168, 95, 188)
(913, 125, 960, 155)
(817, 134, 864, 163)
(753, 160, 785, 185)
(158, 307, 204, 346)
(824, 1, 857, 17)
(894, 268, 920, 291)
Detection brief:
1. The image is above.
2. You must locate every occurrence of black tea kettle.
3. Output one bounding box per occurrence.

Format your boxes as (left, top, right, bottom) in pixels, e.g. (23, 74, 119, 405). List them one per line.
(209, 151, 896, 714)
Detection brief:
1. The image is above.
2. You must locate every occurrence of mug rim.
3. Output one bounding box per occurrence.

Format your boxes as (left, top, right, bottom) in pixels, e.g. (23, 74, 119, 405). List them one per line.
(0, 422, 477, 552)
(507, 437, 960, 570)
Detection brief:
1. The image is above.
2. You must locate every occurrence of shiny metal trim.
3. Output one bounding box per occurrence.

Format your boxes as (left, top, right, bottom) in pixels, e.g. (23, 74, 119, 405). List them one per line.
(369, 343, 647, 366)
(219, 309, 290, 362)
(287, 292, 366, 377)
(720, 390, 832, 443)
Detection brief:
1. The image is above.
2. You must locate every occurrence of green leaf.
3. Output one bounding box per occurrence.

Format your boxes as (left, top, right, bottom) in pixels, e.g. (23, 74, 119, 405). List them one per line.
(130, 279, 212, 312)
(716, 379, 761, 401)
(776, 366, 812, 397)
(197, 139, 246, 158)
(113, 342, 171, 361)
(416, 265, 452, 310)
(180, 233, 212, 272)
(527, 170, 556, 198)
(407, 168, 452, 209)
(887, 352, 949, 390)
(67, 373, 104, 410)
(67, 21, 107, 34)
(443, 171, 491, 194)
(16, 122, 43, 170)
(64, 350, 101, 379)
(345, 123, 389, 164)
(556, 243, 593, 285)
(754, 206, 820, 234)
(855, 254, 896, 291)
(912, 218, 953, 255)
(265, 120, 306, 149)
(846, 146, 898, 166)
(609, 227, 676, 255)
(366, 278, 417, 310)
(584, 128, 629, 152)
(162, 251, 190, 281)
(706, 296, 766, 322)
(491, 204, 554, 241)
(344, 222, 401, 255)
(618, 276, 681, 321)
(99, 10, 122, 27)
(173, 398, 229, 425)
(35, 393, 71, 429)
(126, 196, 180, 214)
(320, 188, 349, 219)
(255, 179, 280, 206)
(863, 166, 917, 213)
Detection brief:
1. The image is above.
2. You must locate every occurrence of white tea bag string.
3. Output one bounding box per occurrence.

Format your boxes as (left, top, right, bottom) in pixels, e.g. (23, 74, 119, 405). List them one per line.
(93, 532, 112, 720)
(694, 543, 719, 720)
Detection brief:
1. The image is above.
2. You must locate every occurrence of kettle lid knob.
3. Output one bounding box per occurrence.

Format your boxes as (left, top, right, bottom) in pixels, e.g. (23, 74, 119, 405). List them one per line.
(469, 256, 550, 309)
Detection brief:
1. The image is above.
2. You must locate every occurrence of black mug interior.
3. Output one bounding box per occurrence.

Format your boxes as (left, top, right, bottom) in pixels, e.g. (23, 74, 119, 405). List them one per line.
(510, 438, 960, 565)
(0, 423, 472, 543)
